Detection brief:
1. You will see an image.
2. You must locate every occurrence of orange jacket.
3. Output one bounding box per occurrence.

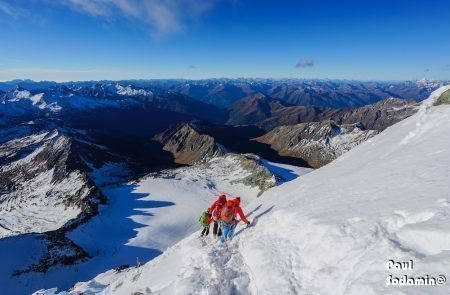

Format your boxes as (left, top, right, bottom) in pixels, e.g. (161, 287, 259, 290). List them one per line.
(233, 205, 249, 224)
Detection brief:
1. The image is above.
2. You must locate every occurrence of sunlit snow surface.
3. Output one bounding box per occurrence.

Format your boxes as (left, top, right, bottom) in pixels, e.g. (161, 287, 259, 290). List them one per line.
(38, 86, 450, 295)
(0, 150, 308, 294)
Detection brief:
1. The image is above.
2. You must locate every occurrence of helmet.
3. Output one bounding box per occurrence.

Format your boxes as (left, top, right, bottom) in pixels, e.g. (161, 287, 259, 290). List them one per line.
(218, 195, 227, 203)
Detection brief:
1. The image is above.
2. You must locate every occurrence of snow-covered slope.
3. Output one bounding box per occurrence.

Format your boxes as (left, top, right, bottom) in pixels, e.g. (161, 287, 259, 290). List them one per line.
(2, 152, 299, 294)
(0, 127, 104, 238)
(57, 85, 450, 295)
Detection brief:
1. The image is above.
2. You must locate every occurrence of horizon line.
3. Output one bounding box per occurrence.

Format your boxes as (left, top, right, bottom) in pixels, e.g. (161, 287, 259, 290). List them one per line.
(1, 77, 448, 84)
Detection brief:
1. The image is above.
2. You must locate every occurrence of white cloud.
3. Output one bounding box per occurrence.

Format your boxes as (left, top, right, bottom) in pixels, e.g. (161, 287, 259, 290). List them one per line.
(296, 59, 314, 68)
(0, 0, 27, 19)
(58, 0, 217, 39)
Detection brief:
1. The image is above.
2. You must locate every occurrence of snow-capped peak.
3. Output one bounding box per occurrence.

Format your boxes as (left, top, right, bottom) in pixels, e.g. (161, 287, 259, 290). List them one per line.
(115, 84, 153, 97)
(6, 86, 32, 100)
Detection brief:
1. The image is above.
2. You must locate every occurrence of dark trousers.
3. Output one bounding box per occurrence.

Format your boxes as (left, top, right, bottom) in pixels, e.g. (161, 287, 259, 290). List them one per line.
(213, 221, 222, 237)
(201, 225, 210, 237)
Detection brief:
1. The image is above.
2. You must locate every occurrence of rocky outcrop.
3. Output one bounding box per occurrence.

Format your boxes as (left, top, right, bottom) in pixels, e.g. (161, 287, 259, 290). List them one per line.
(435, 89, 450, 105)
(256, 121, 378, 168)
(155, 152, 277, 197)
(153, 122, 226, 165)
(227, 154, 277, 195)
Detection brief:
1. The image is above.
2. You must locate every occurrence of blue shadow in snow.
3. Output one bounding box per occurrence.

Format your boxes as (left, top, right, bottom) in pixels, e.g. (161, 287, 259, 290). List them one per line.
(31, 183, 177, 293)
(254, 206, 274, 219)
(245, 204, 262, 218)
(262, 160, 299, 182)
(233, 205, 274, 237)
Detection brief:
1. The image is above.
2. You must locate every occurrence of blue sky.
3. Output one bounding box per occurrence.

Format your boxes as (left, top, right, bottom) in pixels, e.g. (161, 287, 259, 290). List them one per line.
(0, 0, 449, 81)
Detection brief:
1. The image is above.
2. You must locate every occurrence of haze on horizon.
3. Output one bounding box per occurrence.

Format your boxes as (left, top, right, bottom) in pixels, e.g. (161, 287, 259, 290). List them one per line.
(1, 0, 449, 82)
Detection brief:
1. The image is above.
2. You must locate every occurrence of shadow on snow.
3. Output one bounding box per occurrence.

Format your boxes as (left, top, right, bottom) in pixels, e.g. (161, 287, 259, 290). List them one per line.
(4, 183, 175, 294)
(262, 160, 300, 182)
(234, 205, 274, 237)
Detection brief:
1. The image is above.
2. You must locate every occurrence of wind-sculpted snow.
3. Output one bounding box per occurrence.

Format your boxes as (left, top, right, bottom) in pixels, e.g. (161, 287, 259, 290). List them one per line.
(52, 86, 450, 295)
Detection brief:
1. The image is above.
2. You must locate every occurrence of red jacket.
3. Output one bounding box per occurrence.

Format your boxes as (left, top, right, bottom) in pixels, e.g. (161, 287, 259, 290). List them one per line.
(209, 200, 225, 220)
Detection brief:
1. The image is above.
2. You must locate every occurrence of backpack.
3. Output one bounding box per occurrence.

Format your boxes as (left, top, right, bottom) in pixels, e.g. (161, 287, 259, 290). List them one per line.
(220, 204, 236, 223)
(199, 211, 211, 227)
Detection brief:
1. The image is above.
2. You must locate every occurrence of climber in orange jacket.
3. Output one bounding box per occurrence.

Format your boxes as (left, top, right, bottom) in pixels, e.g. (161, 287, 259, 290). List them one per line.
(219, 197, 250, 243)
(231, 197, 250, 225)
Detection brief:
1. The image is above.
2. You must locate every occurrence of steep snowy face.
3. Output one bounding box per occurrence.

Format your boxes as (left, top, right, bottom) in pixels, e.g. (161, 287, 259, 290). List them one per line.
(64, 86, 450, 295)
(0, 126, 105, 238)
(256, 121, 378, 167)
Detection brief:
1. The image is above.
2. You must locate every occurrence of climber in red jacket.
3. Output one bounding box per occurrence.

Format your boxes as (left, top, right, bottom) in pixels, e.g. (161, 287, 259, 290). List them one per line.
(208, 194, 227, 238)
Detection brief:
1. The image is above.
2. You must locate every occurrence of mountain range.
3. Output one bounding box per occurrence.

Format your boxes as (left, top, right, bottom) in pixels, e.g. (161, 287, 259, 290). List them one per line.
(228, 93, 418, 131)
(1, 78, 446, 109)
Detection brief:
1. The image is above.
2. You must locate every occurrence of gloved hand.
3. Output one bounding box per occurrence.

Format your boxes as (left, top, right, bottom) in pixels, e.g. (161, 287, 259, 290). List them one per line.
(246, 221, 250, 225)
